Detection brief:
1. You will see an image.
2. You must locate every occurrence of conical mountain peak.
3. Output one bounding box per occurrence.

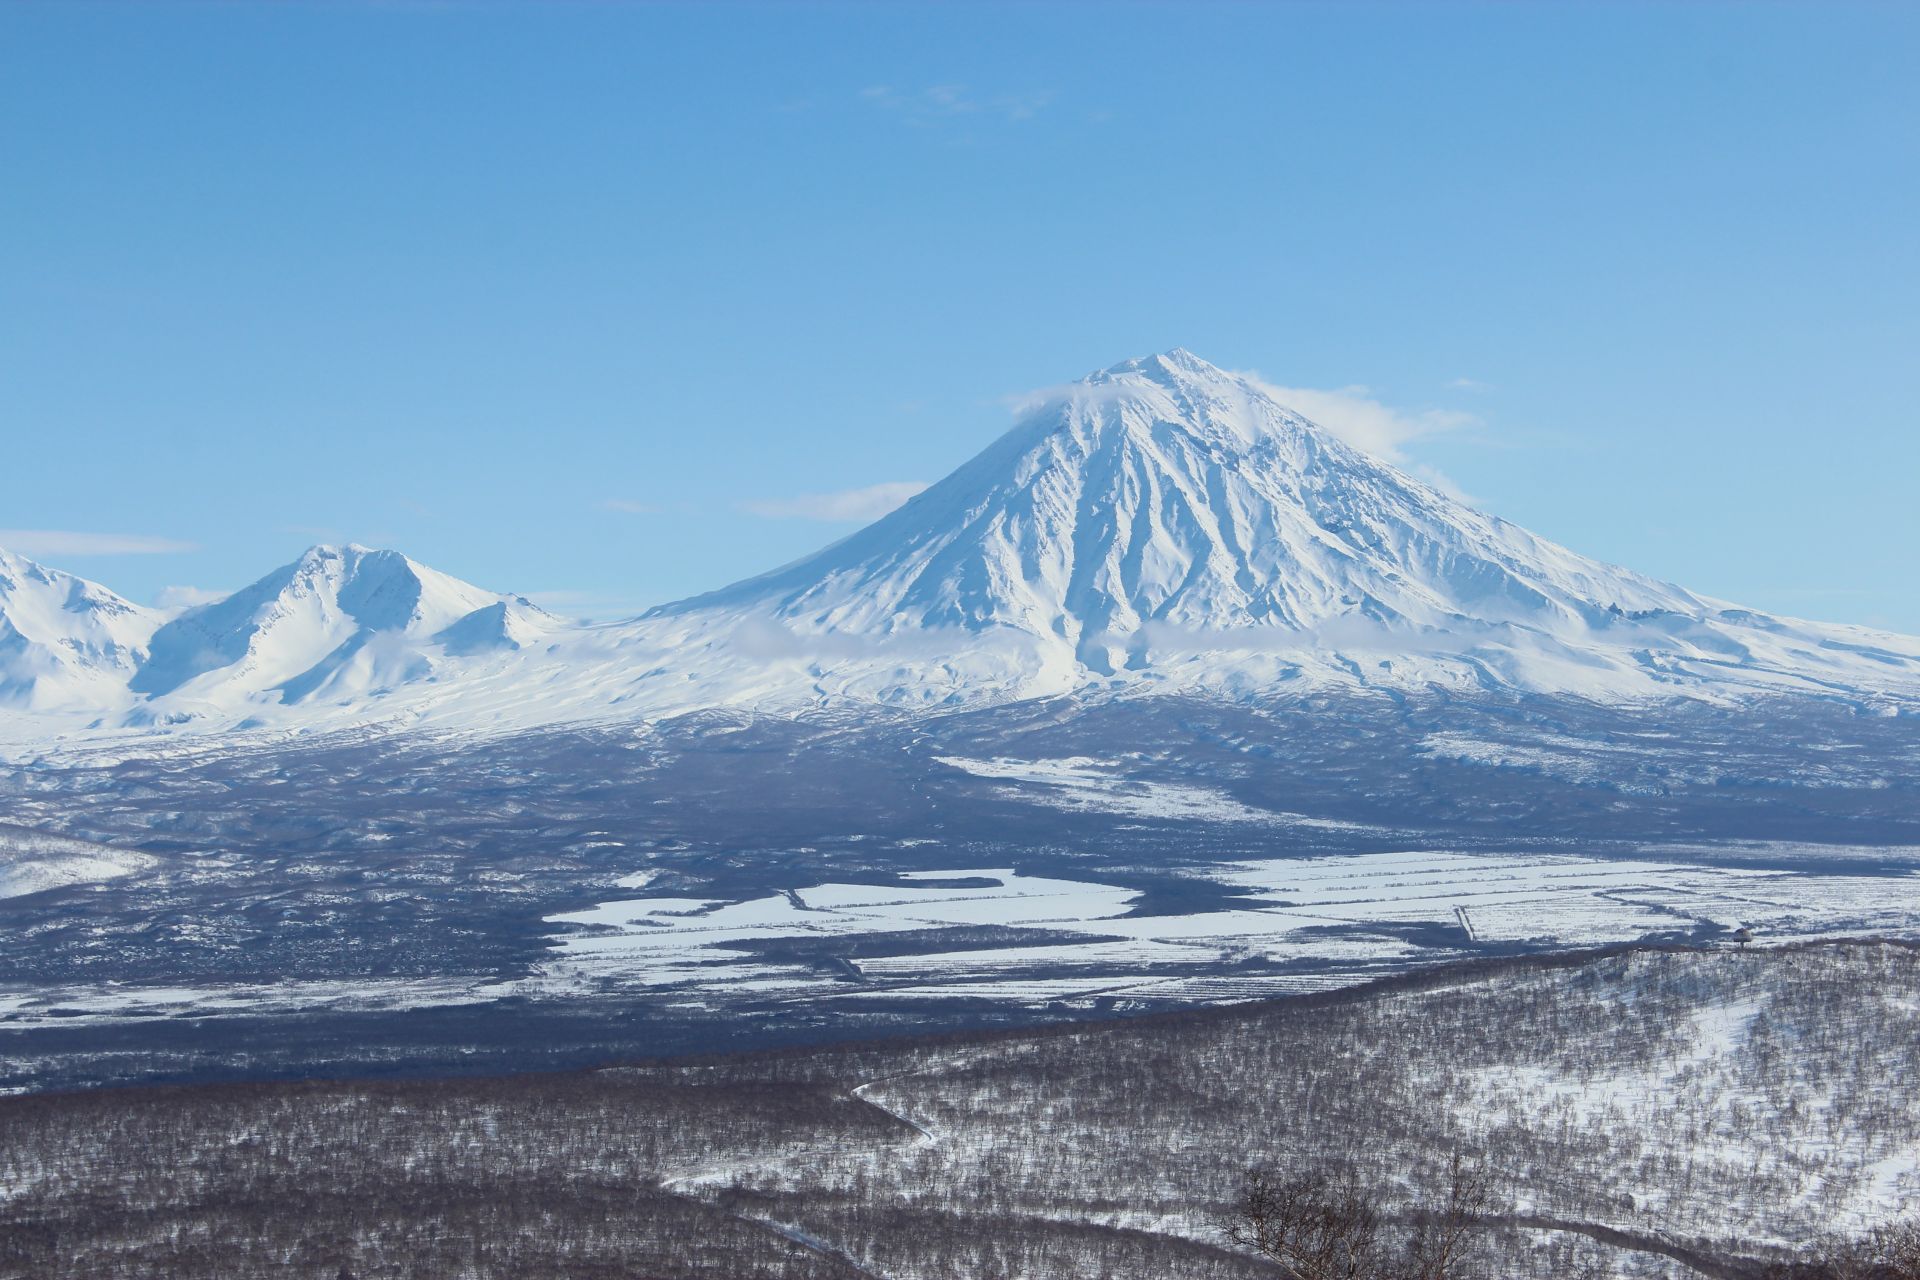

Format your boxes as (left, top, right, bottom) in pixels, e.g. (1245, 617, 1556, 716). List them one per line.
(1015, 349, 1336, 461)
(1094, 347, 1223, 379)
(655, 349, 1696, 681)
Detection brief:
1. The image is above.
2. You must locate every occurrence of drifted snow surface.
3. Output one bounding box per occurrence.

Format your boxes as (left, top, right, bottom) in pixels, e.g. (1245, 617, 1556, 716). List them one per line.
(4, 350, 1920, 746)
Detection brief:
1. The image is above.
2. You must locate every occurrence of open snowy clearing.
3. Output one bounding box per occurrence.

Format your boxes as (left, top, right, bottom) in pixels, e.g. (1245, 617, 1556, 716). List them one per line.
(532, 850, 1920, 1007)
(0, 827, 158, 901)
(3, 843, 1913, 1036)
(931, 756, 1365, 827)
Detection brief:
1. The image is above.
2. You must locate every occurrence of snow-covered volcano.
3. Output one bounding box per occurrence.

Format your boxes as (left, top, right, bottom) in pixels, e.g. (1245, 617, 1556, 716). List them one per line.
(647, 349, 1920, 705)
(0, 550, 159, 712)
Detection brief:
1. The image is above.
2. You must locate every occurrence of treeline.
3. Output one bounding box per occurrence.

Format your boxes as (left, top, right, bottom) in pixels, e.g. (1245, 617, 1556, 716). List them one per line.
(0, 1077, 901, 1279)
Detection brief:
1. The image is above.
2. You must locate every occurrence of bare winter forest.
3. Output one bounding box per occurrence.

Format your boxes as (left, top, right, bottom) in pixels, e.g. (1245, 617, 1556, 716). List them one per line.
(2, 939, 1915, 1279)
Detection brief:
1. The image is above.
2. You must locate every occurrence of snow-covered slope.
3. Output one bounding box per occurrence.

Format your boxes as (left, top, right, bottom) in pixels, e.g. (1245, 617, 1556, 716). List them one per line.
(127, 544, 554, 722)
(639, 350, 1920, 708)
(0, 548, 160, 712)
(0, 824, 157, 900)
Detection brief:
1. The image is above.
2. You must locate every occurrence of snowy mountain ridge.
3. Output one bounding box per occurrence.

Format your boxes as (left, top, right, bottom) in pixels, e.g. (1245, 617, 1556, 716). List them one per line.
(129, 543, 553, 712)
(0, 548, 160, 713)
(4, 350, 1919, 744)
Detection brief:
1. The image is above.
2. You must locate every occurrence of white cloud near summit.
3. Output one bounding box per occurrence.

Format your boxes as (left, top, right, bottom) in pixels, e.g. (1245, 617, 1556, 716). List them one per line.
(1236, 377, 1478, 464)
(154, 585, 230, 610)
(742, 481, 930, 523)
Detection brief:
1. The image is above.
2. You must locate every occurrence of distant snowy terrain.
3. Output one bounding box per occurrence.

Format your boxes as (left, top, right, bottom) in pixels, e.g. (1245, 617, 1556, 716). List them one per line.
(2, 350, 1918, 748)
(1, 691, 1915, 1092)
(2, 351, 1917, 1093)
(526, 851, 1915, 1012)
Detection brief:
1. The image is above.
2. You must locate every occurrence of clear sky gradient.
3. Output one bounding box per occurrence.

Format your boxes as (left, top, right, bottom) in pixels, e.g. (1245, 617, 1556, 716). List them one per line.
(4, 2, 1916, 630)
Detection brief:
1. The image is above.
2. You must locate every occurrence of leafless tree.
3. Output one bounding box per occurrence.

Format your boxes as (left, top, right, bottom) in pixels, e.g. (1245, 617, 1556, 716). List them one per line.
(1769, 1219, 1920, 1280)
(1831, 1219, 1920, 1280)
(1400, 1151, 1497, 1280)
(1228, 1166, 1386, 1280)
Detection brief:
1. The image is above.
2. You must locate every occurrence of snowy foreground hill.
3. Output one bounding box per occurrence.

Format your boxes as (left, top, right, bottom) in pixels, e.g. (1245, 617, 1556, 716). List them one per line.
(5, 941, 1917, 1279)
(4, 350, 1920, 746)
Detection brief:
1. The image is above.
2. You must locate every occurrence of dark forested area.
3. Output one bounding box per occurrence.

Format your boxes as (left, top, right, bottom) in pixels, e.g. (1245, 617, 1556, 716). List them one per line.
(2, 940, 1916, 1279)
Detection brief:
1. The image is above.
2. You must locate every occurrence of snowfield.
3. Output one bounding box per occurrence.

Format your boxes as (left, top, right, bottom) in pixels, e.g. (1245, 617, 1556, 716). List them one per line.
(6, 845, 1909, 1039)
(932, 755, 1363, 827)
(0, 826, 156, 901)
(524, 851, 1919, 1011)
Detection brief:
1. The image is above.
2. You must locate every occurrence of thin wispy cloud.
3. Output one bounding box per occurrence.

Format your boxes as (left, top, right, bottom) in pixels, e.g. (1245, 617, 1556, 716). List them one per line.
(860, 83, 1054, 125)
(601, 499, 663, 515)
(522, 589, 658, 621)
(0, 529, 198, 557)
(154, 585, 230, 611)
(1238, 377, 1479, 465)
(742, 481, 929, 523)
(1239, 377, 1483, 502)
(1004, 372, 1484, 503)
(1446, 376, 1491, 392)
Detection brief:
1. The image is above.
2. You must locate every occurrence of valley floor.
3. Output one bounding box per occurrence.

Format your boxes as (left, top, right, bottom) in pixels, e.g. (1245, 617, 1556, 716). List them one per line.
(4, 696, 1918, 1095)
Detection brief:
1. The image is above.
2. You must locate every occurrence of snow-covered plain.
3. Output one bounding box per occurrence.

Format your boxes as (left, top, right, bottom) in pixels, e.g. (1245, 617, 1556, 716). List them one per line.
(522, 849, 1920, 1012)
(933, 755, 1364, 828)
(5, 845, 1909, 1039)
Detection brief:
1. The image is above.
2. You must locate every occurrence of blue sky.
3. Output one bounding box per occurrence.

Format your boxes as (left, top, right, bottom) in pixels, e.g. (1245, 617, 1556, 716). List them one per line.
(3, 2, 1916, 630)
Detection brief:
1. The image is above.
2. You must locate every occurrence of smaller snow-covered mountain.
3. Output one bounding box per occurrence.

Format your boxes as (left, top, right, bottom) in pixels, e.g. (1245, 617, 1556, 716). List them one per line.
(130, 545, 552, 717)
(0, 548, 160, 712)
